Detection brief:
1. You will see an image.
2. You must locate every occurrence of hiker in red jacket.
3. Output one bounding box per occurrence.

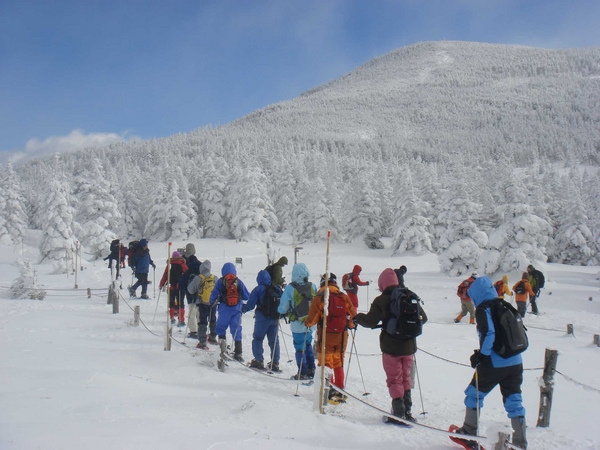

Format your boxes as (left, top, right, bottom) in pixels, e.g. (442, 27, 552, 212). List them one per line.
(159, 252, 188, 327)
(343, 265, 369, 310)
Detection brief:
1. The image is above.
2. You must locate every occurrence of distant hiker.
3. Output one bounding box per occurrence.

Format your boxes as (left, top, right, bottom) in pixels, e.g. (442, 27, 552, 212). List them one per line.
(104, 239, 124, 279)
(305, 273, 356, 404)
(209, 263, 250, 362)
(187, 260, 218, 348)
(494, 275, 513, 300)
(265, 256, 288, 288)
(513, 272, 535, 318)
(394, 265, 407, 289)
(354, 268, 427, 424)
(342, 265, 370, 310)
(183, 258, 202, 339)
(452, 276, 527, 450)
(527, 264, 545, 315)
(243, 270, 283, 371)
(129, 239, 155, 299)
(182, 242, 198, 265)
(455, 273, 477, 324)
(278, 263, 317, 380)
(159, 251, 188, 326)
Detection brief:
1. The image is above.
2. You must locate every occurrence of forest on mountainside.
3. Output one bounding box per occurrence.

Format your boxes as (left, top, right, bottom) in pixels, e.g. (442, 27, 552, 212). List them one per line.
(1, 41, 599, 275)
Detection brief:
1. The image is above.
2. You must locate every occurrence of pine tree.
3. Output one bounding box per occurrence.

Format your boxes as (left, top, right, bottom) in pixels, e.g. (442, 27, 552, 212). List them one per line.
(201, 159, 230, 238)
(344, 176, 384, 248)
(1, 163, 29, 245)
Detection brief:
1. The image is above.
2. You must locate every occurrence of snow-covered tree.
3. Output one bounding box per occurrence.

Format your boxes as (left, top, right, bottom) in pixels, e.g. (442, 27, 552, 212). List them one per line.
(345, 177, 384, 248)
(200, 158, 230, 238)
(1, 163, 28, 245)
(437, 185, 488, 276)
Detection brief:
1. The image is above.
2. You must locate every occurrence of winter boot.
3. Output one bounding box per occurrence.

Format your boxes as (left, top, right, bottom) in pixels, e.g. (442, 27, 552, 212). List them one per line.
(469, 317, 475, 325)
(249, 359, 265, 370)
(268, 361, 281, 373)
(511, 416, 528, 449)
(187, 332, 198, 339)
(140, 294, 149, 299)
(306, 367, 316, 379)
(129, 288, 137, 298)
(233, 340, 244, 363)
(454, 314, 463, 323)
(208, 333, 218, 345)
(452, 407, 479, 447)
(219, 339, 228, 357)
(196, 341, 208, 350)
(385, 397, 407, 425)
(403, 390, 416, 422)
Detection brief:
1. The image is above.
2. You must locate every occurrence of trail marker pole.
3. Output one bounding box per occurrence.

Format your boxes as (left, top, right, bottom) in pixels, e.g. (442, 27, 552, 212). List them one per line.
(537, 348, 558, 427)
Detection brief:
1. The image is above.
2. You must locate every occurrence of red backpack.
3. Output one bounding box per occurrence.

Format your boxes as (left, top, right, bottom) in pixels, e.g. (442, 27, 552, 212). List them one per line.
(221, 274, 240, 306)
(326, 290, 349, 332)
(494, 280, 504, 297)
(457, 278, 474, 301)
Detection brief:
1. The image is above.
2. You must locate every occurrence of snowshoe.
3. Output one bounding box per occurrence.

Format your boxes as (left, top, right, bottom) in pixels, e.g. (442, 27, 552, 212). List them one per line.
(382, 415, 412, 427)
(129, 288, 137, 298)
(140, 294, 149, 299)
(188, 332, 198, 339)
(267, 361, 281, 373)
(170, 318, 176, 325)
(449, 425, 485, 450)
(327, 390, 347, 405)
(248, 359, 265, 370)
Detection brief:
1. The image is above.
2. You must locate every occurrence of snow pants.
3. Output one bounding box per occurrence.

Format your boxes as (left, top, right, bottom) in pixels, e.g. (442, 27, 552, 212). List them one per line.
(292, 330, 315, 375)
(464, 363, 525, 418)
(460, 299, 476, 319)
(516, 301, 527, 318)
(196, 303, 216, 344)
(251, 311, 280, 364)
(382, 353, 414, 399)
(215, 304, 242, 341)
(347, 292, 359, 311)
(132, 272, 149, 295)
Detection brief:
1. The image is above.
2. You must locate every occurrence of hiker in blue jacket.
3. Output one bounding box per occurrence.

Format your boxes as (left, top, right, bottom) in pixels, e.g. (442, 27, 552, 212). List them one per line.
(209, 262, 250, 362)
(129, 239, 155, 299)
(452, 276, 527, 449)
(278, 263, 317, 379)
(243, 270, 283, 372)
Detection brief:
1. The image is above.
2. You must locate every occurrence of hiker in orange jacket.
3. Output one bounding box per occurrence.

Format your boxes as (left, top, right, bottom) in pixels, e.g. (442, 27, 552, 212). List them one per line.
(513, 272, 535, 318)
(305, 273, 356, 403)
(455, 273, 477, 324)
(343, 265, 369, 310)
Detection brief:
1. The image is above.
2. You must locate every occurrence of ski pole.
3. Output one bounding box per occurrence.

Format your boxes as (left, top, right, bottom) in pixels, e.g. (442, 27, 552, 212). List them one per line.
(152, 288, 162, 324)
(349, 327, 370, 396)
(153, 267, 156, 298)
(294, 328, 309, 397)
(413, 353, 428, 416)
(268, 320, 279, 372)
(475, 366, 480, 437)
(278, 320, 293, 363)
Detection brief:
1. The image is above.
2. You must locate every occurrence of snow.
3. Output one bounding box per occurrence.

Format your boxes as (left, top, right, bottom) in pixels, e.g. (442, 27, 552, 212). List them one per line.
(1, 236, 600, 450)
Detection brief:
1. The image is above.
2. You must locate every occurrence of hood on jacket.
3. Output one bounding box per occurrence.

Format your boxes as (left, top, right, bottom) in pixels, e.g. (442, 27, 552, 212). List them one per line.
(276, 256, 288, 266)
(378, 268, 399, 292)
(221, 262, 237, 277)
(352, 265, 362, 276)
(467, 276, 497, 307)
(183, 243, 196, 258)
(188, 259, 201, 275)
(199, 260, 212, 277)
(139, 239, 148, 247)
(256, 270, 271, 286)
(291, 263, 310, 284)
(502, 275, 509, 283)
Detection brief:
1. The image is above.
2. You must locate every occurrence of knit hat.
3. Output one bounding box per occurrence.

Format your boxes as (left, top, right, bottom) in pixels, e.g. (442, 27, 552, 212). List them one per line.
(172, 251, 181, 258)
(378, 268, 399, 292)
(139, 239, 148, 247)
(183, 243, 196, 258)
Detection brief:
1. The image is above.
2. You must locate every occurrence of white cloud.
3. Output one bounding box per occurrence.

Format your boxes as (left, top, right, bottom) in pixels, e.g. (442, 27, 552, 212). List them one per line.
(2, 129, 132, 165)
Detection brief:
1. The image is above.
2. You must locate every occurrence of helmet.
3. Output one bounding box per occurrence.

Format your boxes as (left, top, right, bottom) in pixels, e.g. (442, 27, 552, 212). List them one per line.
(320, 273, 337, 287)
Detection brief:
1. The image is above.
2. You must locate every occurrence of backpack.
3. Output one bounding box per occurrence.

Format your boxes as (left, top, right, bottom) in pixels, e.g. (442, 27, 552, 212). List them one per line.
(494, 280, 504, 296)
(385, 287, 423, 340)
(341, 273, 354, 291)
(289, 282, 315, 321)
(325, 290, 349, 332)
(221, 274, 240, 307)
(457, 278, 474, 300)
(478, 299, 529, 358)
(110, 239, 120, 253)
(264, 264, 276, 280)
(533, 270, 545, 289)
(515, 281, 526, 295)
(199, 274, 216, 304)
(257, 284, 283, 319)
(169, 263, 183, 288)
(127, 241, 141, 267)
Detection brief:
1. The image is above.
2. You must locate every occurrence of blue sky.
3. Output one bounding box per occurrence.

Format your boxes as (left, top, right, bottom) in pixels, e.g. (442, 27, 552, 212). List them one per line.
(1, 0, 599, 163)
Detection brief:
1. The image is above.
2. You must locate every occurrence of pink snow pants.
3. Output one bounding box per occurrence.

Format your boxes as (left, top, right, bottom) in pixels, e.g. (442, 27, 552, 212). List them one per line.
(382, 353, 414, 399)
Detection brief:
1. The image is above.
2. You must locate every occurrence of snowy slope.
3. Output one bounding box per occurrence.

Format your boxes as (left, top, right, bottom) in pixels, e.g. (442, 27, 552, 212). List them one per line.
(1, 237, 599, 450)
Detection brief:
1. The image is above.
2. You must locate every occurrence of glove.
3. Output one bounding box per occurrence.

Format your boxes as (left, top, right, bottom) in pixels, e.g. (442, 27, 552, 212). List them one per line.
(470, 350, 492, 368)
(280, 314, 289, 324)
(366, 281, 370, 286)
(160, 285, 166, 292)
(151, 263, 156, 269)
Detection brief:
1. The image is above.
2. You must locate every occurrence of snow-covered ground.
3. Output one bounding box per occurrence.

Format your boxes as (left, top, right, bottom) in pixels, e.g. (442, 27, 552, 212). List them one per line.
(1, 236, 599, 450)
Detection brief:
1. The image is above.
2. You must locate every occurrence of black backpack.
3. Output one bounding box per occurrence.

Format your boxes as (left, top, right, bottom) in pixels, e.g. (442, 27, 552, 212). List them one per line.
(385, 287, 423, 340)
(265, 264, 276, 279)
(110, 239, 120, 253)
(127, 241, 142, 267)
(515, 281, 526, 295)
(169, 263, 184, 287)
(257, 284, 283, 319)
(478, 299, 529, 358)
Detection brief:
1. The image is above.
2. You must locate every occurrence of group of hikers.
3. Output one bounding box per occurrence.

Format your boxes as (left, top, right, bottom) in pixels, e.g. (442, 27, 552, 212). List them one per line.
(105, 239, 532, 449)
(454, 265, 545, 324)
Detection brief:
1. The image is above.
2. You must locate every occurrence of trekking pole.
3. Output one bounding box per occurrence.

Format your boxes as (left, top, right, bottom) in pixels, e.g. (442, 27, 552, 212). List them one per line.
(294, 328, 310, 397)
(152, 288, 163, 324)
(268, 321, 280, 372)
(153, 267, 156, 298)
(349, 327, 370, 396)
(413, 353, 428, 416)
(278, 320, 293, 363)
(475, 366, 481, 437)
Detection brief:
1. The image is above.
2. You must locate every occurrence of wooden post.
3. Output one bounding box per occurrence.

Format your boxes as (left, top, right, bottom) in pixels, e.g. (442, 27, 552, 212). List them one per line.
(494, 431, 510, 450)
(593, 334, 599, 347)
(567, 324, 574, 335)
(133, 306, 140, 326)
(537, 348, 558, 427)
(87, 288, 91, 299)
(108, 282, 119, 313)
